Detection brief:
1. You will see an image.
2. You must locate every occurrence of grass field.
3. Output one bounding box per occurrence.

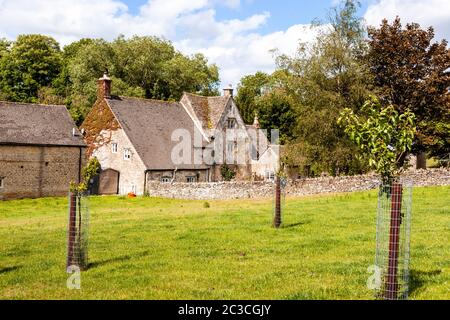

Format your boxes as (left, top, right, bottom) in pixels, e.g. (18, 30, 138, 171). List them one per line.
(0, 186, 449, 300)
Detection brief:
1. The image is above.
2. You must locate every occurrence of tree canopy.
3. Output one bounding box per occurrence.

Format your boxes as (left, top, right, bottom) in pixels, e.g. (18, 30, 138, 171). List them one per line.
(367, 17, 450, 157)
(0, 34, 62, 102)
(236, 0, 372, 176)
(0, 35, 220, 124)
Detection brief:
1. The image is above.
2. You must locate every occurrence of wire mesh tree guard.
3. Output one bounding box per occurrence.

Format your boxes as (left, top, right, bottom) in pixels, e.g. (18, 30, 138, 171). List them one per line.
(375, 180, 412, 300)
(67, 191, 90, 271)
(273, 176, 287, 228)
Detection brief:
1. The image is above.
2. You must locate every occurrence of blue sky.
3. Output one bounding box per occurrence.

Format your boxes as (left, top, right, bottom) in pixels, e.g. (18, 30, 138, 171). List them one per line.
(126, 0, 369, 35)
(0, 0, 448, 86)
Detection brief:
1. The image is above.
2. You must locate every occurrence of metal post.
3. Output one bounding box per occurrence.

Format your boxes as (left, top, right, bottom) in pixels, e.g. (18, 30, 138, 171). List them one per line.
(385, 183, 402, 299)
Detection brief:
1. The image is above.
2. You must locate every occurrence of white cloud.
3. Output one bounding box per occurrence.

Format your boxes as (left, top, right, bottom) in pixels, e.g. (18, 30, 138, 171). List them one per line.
(364, 0, 450, 41)
(177, 24, 320, 87)
(0, 0, 318, 86)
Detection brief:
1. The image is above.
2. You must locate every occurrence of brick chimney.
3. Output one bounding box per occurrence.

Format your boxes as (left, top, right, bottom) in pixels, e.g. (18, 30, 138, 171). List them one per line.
(98, 73, 111, 99)
(223, 84, 233, 97)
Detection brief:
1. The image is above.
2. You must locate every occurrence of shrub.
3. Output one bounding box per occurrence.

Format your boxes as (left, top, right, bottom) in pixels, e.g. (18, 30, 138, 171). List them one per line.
(220, 164, 236, 181)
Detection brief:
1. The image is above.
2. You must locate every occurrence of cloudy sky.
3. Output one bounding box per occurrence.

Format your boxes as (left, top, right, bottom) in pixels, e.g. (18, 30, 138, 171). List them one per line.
(0, 0, 449, 86)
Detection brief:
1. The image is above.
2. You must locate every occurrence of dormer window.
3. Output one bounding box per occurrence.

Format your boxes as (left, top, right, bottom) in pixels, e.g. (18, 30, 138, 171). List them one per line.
(227, 118, 236, 129)
(124, 148, 131, 160)
(111, 143, 118, 153)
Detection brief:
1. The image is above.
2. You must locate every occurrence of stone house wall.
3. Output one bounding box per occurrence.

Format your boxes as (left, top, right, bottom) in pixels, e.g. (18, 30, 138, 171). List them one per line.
(251, 146, 280, 180)
(92, 128, 147, 195)
(0, 145, 84, 200)
(214, 99, 253, 180)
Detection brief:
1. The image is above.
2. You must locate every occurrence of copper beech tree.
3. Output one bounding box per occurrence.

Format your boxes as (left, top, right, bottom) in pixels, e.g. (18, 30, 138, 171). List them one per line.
(367, 17, 450, 159)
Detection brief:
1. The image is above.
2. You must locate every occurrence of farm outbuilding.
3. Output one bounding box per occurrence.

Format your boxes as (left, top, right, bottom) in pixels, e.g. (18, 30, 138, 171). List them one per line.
(0, 101, 86, 200)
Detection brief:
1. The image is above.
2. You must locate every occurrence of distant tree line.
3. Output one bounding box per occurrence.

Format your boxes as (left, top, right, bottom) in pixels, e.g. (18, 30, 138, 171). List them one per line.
(235, 0, 450, 176)
(0, 35, 220, 124)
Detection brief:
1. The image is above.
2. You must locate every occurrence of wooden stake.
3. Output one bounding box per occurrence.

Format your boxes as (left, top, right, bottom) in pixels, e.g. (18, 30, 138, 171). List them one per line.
(273, 177, 282, 228)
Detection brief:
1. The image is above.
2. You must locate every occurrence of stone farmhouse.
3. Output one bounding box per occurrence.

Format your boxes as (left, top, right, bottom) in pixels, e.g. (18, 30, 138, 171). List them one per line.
(82, 74, 279, 196)
(0, 101, 86, 200)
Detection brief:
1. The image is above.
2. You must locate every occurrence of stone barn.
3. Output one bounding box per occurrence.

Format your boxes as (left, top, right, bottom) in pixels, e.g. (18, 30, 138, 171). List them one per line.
(0, 102, 86, 200)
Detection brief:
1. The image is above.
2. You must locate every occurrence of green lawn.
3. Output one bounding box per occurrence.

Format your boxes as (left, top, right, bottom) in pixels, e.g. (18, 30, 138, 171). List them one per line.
(0, 186, 449, 300)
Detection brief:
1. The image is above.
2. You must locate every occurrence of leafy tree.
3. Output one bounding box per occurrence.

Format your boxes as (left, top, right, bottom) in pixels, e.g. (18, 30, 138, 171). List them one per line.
(275, 0, 372, 176)
(235, 71, 271, 123)
(0, 38, 10, 57)
(366, 17, 450, 158)
(66, 35, 220, 123)
(339, 96, 416, 184)
(0, 34, 62, 102)
(254, 89, 297, 143)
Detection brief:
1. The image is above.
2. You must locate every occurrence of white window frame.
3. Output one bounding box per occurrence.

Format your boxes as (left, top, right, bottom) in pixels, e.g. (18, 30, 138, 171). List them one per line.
(265, 170, 275, 182)
(111, 143, 118, 153)
(187, 176, 196, 183)
(0, 177, 4, 189)
(124, 148, 131, 160)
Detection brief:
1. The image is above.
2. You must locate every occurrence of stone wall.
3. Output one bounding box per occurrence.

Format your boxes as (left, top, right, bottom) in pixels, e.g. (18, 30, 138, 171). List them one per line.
(0, 145, 84, 200)
(145, 169, 450, 200)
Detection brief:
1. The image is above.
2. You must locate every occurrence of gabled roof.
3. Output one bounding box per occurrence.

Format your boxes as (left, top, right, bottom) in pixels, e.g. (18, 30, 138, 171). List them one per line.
(182, 92, 230, 131)
(105, 96, 209, 170)
(0, 101, 85, 147)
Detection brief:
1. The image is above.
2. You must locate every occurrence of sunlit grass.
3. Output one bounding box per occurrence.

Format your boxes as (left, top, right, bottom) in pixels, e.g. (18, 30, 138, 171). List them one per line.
(0, 186, 449, 300)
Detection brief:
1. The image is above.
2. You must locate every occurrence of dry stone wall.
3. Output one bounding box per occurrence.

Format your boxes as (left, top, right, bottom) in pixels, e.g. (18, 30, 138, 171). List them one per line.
(146, 169, 450, 200)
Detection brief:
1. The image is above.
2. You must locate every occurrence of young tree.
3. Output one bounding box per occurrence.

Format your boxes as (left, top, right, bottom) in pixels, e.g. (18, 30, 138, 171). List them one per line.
(338, 96, 416, 184)
(367, 17, 450, 159)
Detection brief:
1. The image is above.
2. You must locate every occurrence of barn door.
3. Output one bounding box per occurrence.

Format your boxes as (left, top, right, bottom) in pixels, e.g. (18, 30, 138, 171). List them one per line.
(98, 169, 120, 195)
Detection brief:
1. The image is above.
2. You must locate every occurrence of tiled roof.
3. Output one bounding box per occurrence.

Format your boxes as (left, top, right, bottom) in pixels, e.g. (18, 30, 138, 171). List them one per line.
(106, 96, 209, 170)
(0, 101, 85, 147)
(182, 92, 230, 131)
